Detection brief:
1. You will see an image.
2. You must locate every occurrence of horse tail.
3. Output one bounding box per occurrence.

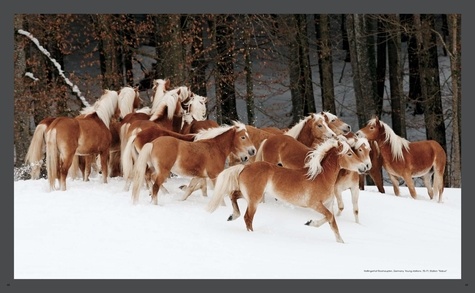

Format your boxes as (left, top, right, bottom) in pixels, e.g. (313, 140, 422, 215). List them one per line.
(45, 128, 59, 191)
(131, 142, 153, 204)
(254, 138, 267, 162)
(433, 143, 447, 202)
(25, 123, 49, 179)
(206, 165, 245, 213)
(168, 131, 196, 142)
(122, 128, 138, 184)
(119, 122, 131, 157)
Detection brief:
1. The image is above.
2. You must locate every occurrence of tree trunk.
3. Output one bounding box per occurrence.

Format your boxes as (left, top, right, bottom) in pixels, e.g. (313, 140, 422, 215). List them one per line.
(215, 15, 238, 125)
(386, 14, 406, 138)
(243, 16, 255, 126)
(190, 15, 208, 97)
(447, 14, 461, 187)
(95, 15, 121, 90)
(289, 15, 316, 125)
(14, 14, 30, 168)
(315, 14, 336, 114)
(414, 14, 447, 149)
(375, 17, 386, 117)
(154, 14, 186, 86)
(346, 14, 377, 128)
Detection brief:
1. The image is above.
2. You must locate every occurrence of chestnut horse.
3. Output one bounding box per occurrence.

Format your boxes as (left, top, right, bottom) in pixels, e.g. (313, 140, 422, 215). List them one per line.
(355, 117, 446, 202)
(333, 135, 372, 223)
(206, 138, 369, 243)
(284, 113, 336, 147)
(45, 89, 119, 191)
(25, 86, 140, 180)
(131, 122, 256, 205)
(121, 121, 196, 191)
(320, 111, 351, 135)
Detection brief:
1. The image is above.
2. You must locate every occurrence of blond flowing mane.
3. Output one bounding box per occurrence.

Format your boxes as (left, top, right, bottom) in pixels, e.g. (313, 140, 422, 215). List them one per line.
(80, 89, 118, 128)
(369, 118, 410, 161)
(304, 138, 341, 180)
(194, 121, 245, 141)
(285, 113, 326, 139)
(117, 86, 138, 119)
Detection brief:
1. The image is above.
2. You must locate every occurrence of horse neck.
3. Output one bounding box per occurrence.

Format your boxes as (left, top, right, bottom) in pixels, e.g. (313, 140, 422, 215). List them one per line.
(317, 148, 341, 184)
(207, 128, 235, 157)
(297, 121, 317, 147)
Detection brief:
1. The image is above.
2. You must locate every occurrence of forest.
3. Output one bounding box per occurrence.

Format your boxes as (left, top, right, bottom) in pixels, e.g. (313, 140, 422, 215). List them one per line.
(13, 14, 461, 187)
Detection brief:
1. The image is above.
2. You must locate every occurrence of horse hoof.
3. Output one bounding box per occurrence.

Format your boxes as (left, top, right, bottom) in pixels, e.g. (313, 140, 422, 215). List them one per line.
(227, 215, 233, 221)
(304, 220, 312, 226)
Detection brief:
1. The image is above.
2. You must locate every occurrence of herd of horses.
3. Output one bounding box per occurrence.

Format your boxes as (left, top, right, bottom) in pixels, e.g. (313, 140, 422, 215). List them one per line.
(24, 79, 447, 243)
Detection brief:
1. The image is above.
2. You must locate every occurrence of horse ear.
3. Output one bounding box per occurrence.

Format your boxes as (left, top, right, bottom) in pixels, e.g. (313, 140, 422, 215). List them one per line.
(177, 88, 181, 95)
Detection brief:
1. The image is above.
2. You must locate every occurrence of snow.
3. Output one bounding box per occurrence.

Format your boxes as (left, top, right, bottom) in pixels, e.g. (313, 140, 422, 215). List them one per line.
(14, 173, 461, 279)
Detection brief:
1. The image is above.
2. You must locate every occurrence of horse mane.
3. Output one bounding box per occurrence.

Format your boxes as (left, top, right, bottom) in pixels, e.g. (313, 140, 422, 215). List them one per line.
(80, 89, 118, 128)
(285, 113, 326, 139)
(305, 138, 351, 180)
(284, 115, 311, 138)
(117, 86, 137, 119)
(184, 93, 208, 120)
(321, 111, 337, 122)
(150, 79, 169, 112)
(149, 89, 181, 121)
(353, 136, 370, 149)
(194, 121, 245, 141)
(369, 118, 410, 161)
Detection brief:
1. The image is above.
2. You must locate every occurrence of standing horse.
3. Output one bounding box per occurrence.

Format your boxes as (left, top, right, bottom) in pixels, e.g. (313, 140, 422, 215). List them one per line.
(206, 138, 369, 243)
(25, 86, 139, 180)
(355, 117, 446, 202)
(45, 89, 119, 191)
(131, 122, 256, 205)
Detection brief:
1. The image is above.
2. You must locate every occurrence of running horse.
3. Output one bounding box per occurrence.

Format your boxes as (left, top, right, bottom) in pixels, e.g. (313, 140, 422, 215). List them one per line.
(206, 137, 369, 243)
(355, 117, 446, 202)
(45, 89, 119, 191)
(131, 121, 256, 205)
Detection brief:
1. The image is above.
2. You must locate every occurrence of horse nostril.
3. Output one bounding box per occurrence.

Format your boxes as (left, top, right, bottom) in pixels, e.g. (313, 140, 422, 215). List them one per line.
(249, 148, 256, 156)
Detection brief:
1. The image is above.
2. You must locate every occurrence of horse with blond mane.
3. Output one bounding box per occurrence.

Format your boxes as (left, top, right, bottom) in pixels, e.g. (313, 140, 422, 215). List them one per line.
(131, 121, 256, 205)
(45, 89, 119, 191)
(206, 137, 369, 243)
(25, 86, 140, 180)
(356, 117, 446, 202)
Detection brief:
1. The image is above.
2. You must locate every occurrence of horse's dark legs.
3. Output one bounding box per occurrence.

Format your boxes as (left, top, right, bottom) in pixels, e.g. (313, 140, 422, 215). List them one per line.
(244, 200, 259, 232)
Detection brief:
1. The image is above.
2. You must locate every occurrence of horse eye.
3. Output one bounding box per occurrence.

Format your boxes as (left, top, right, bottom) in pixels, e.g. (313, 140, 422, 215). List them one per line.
(241, 136, 246, 140)
(347, 152, 352, 156)
(318, 124, 322, 128)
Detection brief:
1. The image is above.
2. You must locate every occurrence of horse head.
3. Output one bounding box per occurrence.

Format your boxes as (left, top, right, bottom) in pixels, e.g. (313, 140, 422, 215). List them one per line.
(310, 113, 336, 141)
(183, 93, 207, 121)
(231, 121, 256, 163)
(321, 111, 351, 135)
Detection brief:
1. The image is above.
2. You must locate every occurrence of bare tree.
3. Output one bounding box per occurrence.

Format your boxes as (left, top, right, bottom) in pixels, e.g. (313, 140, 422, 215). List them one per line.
(386, 14, 406, 138)
(447, 14, 461, 187)
(346, 14, 377, 127)
(314, 14, 336, 114)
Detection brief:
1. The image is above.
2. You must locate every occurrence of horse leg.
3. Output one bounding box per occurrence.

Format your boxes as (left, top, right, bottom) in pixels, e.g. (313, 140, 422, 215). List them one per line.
(151, 171, 168, 205)
(422, 173, 434, 200)
(349, 185, 360, 224)
(388, 173, 401, 196)
(228, 190, 243, 221)
(244, 199, 260, 232)
(402, 174, 418, 199)
(334, 186, 345, 217)
(99, 150, 109, 183)
(305, 202, 344, 243)
(59, 153, 75, 191)
(180, 177, 203, 201)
